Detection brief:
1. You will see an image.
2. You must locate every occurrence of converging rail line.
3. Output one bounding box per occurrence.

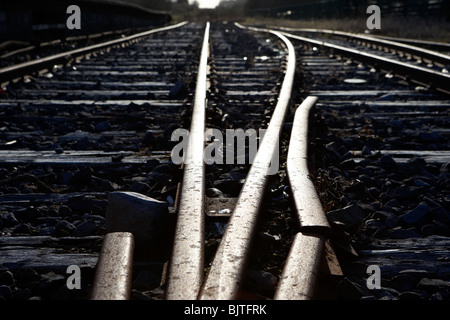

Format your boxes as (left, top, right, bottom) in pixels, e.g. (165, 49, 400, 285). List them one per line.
(281, 25, 450, 300)
(271, 27, 450, 94)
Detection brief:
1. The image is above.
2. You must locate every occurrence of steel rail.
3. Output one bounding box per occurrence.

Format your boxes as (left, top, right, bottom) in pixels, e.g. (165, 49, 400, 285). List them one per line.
(370, 35, 450, 52)
(272, 26, 450, 68)
(85, 21, 189, 301)
(280, 31, 450, 95)
(165, 22, 210, 300)
(90, 232, 135, 300)
(0, 21, 188, 85)
(0, 27, 140, 60)
(199, 24, 296, 300)
(286, 96, 330, 234)
(274, 96, 329, 300)
(274, 232, 325, 300)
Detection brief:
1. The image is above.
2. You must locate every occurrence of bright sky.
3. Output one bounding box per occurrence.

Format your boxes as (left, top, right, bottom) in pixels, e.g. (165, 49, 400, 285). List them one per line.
(190, 0, 221, 9)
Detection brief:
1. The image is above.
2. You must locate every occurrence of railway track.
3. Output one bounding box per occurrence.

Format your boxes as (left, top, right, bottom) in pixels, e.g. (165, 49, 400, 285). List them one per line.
(276, 27, 450, 300)
(0, 27, 151, 69)
(0, 20, 449, 302)
(0, 21, 203, 300)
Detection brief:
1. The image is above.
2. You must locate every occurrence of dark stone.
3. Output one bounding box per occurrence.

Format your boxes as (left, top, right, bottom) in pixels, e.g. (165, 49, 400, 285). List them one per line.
(206, 188, 225, 198)
(325, 141, 346, 160)
(399, 203, 431, 227)
(1, 212, 18, 227)
(377, 154, 397, 170)
(384, 198, 401, 208)
(95, 121, 111, 132)
(169, 80, 186, 99)
(367, 187, 380, 197)
(54, 146, 64, 154)
(75, 220, 99, 236)
(61, 171, 74, 185)
(433, 207, 450, 224)
(142, 131, 156, 146)
(375, 211, 398, 229)
(388, 227, 421, 239)
(0, 271, 15, 286)
(12, 223, 35, 235)
(339, 158, 356, 170)
(419, 131, 442, 143)
(421, 224, 435, 236)
(16, 268, 41, 283)
(398, 269, 430, 278)
(129, 181, 150, 194)
(40, 226, 56, 236)
(343, 180, 366, 197)
(391, 274, 416, 292)
(417, 278, 450, 289)
(401, 157, 427, 175)
(245, 270, 278, 296)
(0, 285, 12, 300)
(327, 204, 366, 230)
(373, 288, 399, 300)
(97, 177, 117, 191)
(339, 278, 372, 299)
(12, 207, 39, 221)
(69, 167, 93, 185)
(213, 179, 243, 196)
(433, 220, 450, 236)
(151, 164, 173, 174)
(341, 151, 353, 161)
(54, 220, 76, 235)
(145, 172, 171, 186)
(430, 292, 444, 300)
(38, 272, 66, 297)
(58, 205, 72, 217)
(361, 145, 372, 156)
(441, 162, 450, 173)
(392, 186, 421, 200)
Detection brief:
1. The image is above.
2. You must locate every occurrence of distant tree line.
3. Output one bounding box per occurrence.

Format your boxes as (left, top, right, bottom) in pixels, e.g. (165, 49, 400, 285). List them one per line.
(245, 0, 450, 19)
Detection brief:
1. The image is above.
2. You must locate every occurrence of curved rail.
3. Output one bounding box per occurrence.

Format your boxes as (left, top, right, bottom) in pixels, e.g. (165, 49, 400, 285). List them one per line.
(274, 96, 330, 300)
(165, 22, 210, 300)
(199, 24, 296, 300)
(286, 96, 330, 234)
